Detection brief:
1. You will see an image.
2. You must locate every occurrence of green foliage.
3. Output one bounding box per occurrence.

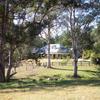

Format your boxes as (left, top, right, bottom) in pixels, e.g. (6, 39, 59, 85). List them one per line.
(55, 32, 71, 48)
(13, 49, 21, 62)
(31, 36, 46, 48)
(61, 0, 81, 8)
(90, 24, 100, 65)
(43, 0, 59, 9)
(82, 50, 93, 59)
(0, 4, 3, 12)
(91, 24, 100, 53)
(91, 53, 100, 65)
(60, 57, 70, 65)
(79, 32, 94, 50)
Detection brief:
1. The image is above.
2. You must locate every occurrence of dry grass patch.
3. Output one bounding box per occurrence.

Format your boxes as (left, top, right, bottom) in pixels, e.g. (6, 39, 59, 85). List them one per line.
(0, 86, 100, 100)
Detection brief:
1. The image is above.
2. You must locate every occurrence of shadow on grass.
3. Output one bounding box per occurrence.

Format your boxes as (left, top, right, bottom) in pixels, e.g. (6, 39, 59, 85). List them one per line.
(0, 75, 100, 93)
(0, 65, 100, 93)
(51, 67, 99, 74)
(96, 65, 100, 78)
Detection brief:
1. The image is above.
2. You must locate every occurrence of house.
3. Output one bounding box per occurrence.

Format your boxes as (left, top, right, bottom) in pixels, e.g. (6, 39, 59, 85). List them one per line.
(41, 44, 69, 58)
(32, 44, 69, 58)
(44, 44, 68, 54)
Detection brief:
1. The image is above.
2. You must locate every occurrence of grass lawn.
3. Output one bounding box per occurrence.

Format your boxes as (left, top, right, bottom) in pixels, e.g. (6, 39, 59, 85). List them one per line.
(0, 59, 100, 100)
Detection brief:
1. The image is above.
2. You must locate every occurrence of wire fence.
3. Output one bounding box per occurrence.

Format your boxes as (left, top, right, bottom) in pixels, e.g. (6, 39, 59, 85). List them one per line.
(19, 58, 92, 71)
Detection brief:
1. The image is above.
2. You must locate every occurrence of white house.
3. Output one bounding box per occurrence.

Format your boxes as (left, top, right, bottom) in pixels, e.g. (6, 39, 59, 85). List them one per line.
(31, 44, 69, 58)
(44, 44, 68, 54)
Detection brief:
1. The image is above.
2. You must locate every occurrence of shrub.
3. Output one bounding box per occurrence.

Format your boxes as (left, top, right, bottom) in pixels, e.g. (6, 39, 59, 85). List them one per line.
(82, 50, 93, 59)
(91, 53, 100, 65)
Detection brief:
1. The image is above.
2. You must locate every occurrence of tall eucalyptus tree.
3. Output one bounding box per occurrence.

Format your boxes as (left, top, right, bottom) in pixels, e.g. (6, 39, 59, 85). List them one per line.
(61, 0, 100, 77)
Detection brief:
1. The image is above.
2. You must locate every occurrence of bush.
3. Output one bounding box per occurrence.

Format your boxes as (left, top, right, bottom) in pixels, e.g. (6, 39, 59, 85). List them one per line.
(82, 50, 93, 59)
(91, 53, 100, 65)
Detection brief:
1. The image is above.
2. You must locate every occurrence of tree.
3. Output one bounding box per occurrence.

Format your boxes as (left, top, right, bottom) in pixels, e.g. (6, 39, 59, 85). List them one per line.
(61, 0, 100, 77)
(91, 23, 100, 65)
(0, 0, 60, 82)
(91, 23, 100, 53)
(0, 0, 9, 82)
(39, 0, 60, 68)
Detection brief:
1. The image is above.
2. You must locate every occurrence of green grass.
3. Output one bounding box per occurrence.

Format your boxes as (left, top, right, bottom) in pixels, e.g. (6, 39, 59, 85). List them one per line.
(0, 63, 100, 90)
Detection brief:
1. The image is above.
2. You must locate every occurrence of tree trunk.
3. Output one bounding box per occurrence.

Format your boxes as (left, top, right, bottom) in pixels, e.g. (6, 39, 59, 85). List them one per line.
(69, 7, 78, 78)
(0, 34, 5, 82)
(6, 46, 13, 82)
(0, 17, 5, 82)
(73, 49, 78, 77)
(47, 24, 51, 68)
(0, 0, 7, 82)
(0, 61, 5, 82)
(47, 41, 51, 68)
(72, 39, 78, 78)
